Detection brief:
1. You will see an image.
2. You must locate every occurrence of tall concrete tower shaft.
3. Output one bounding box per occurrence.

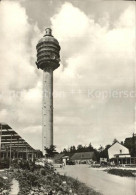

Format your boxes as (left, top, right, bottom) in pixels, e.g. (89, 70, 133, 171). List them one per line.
(43, 68, 53, 149)
(36, 28, 60, 153)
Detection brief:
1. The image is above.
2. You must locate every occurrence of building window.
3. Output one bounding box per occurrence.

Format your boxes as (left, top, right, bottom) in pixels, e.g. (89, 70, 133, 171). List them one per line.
(120, 150, 122, 154)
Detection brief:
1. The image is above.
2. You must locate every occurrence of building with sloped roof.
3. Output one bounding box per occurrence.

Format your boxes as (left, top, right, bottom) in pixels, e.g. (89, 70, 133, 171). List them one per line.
(108, 142, 130, 159)
(0, 123, 42, 164)
(108, 142, 134, 165)
(70, 152, 96, 164)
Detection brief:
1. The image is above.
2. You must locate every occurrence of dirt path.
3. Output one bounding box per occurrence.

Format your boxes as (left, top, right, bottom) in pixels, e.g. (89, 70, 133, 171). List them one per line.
(10, 179, 19, 195)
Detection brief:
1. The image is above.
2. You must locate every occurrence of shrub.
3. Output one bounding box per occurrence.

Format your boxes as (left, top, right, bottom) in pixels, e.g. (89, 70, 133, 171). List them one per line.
(0, 177, 4, 188)
(40, 168, 46, 176)
(0, 176, 11, 194)
(106, 169, 136, 177)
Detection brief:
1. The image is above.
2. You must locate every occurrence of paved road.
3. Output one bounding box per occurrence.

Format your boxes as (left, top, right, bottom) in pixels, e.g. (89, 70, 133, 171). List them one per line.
(57, 165, 136, 195)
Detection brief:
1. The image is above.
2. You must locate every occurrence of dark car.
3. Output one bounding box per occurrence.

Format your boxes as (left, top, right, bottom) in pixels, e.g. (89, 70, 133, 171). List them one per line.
(67, 160, 75, 165)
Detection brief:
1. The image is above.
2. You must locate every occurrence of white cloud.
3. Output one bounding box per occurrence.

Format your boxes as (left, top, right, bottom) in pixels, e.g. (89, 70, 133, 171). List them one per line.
(0, 1, 41, 91)
(115, 4, 135, 28)
(51, 2, 90, 41)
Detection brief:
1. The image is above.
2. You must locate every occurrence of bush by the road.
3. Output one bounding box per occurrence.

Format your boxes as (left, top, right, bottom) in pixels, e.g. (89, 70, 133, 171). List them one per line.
(0, 176, 11, 194)
(106, 169, 136, 177)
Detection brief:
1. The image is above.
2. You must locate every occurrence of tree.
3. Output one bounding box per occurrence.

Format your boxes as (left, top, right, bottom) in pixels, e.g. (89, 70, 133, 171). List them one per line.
(124, 133, 136, 157)
(113, 138, 118, 144)
(62, 148, 68, 154)
(87, 143, 94, 151)
(98, 144, 111, 159)
(77, 144, 84, 152)
(102, 144, 111, 159)
(70, 146, 76, 153)
(98, 145, 104, 153)
(44, 145, 56, 158)
(120, 141, 124, 145)
(105, 144, 111, 150)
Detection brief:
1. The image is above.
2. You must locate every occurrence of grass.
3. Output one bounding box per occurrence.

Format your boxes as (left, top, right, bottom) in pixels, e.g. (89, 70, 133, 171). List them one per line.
(105, 168, 136, 177)
(60, 174, 101, 195)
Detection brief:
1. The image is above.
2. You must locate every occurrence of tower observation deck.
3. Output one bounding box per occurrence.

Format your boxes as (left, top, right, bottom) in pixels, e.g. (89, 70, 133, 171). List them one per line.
(36, 28, 61, 153)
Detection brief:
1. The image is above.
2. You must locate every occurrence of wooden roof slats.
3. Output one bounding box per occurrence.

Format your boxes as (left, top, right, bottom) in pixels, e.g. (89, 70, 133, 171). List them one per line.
(1, 135, 22, 139)
(0, 123, 35, 151)
(0, 123, 12, 129)
(1, 131, 16, 135)
(1, 140, 24, 143)
(1, 137, 24, 140)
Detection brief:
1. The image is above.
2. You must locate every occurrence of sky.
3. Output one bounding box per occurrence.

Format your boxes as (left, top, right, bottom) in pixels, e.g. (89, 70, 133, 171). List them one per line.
(0, 0, 135, 151)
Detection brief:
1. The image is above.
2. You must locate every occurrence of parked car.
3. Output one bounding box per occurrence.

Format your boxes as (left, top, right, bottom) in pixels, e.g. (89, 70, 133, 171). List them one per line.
(67, 161, 75, 165)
